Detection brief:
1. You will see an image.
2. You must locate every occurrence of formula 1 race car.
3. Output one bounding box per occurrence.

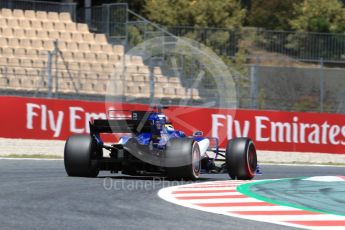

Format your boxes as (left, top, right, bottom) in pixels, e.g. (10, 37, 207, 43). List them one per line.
(64, 106, 260, 180)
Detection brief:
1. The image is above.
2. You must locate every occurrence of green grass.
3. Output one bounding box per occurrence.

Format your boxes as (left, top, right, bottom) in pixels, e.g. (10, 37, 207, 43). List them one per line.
(0, 154, 62, 159)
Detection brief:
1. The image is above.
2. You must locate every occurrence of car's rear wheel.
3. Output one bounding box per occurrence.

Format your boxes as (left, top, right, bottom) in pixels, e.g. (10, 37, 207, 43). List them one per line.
(165, 138, 201, 180)
(225, 138, 257, 180)
(64, 135, 100, 177)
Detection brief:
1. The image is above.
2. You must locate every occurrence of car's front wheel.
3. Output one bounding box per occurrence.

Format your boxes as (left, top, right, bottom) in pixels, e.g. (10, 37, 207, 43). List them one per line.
(225, 138, 257, 180)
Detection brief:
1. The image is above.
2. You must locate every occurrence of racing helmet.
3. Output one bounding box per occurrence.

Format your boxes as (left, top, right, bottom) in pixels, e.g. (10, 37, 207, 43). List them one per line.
(164, 124, 175, 133)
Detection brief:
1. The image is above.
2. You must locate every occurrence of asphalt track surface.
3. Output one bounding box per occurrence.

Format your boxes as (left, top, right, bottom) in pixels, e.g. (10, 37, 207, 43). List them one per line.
(0, 159, 344, 230)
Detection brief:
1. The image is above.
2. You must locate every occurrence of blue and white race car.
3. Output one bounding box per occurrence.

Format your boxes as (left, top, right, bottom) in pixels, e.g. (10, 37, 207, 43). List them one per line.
(64, 106, 260, 180)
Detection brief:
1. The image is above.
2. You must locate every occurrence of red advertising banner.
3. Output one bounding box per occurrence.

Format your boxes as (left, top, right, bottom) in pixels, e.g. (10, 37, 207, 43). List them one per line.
(1, 96, 345, 154)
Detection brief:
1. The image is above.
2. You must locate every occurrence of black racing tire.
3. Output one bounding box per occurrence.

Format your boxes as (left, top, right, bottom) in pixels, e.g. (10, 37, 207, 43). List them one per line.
(225, 138, 257, 180)
(64, 135, 100, 177)
(165, 138, 201, 180)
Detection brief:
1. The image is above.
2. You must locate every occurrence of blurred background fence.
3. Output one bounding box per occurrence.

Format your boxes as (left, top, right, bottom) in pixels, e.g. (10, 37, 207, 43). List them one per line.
(245, 62, 345, 113)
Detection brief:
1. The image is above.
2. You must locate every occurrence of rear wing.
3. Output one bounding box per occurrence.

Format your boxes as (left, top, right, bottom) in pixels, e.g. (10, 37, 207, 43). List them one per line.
(90, 110, 152, 134)
(90, 120, 151, 134)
